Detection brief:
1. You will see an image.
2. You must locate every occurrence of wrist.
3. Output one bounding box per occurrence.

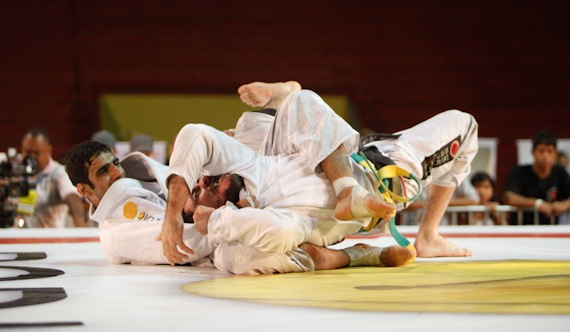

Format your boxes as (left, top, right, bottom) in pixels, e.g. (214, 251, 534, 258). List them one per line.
(534, 199, 544, 208)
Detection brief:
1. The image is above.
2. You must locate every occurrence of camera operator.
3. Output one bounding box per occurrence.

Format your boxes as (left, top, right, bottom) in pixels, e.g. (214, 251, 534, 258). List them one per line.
(20, 128, 88, 227)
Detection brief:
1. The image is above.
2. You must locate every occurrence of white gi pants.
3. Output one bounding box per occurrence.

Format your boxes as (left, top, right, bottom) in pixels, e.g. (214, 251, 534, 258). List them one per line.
(366, 109, 479, 204)
(260, 89, 360, 169)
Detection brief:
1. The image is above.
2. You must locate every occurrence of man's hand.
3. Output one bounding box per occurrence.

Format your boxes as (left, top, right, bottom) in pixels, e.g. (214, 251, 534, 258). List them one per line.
(194, 205, 215, 235)
(538, 201, 554, 217)
(158, 215, 194, 265)
(551, 201, 569, 216)
(160, 175, 194, 265)
(484, 201, 499, 213)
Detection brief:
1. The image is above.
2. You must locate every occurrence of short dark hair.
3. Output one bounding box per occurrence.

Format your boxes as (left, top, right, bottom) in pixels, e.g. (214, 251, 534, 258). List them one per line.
(532, 130, 557, 150)
(471, 171, 498, 201)
(25, 127, 50, 143)
(65, 141, 112, 187)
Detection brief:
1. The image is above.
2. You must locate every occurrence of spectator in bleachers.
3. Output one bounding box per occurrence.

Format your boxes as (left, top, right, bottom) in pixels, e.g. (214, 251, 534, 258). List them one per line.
(470, 172, 507, 225)
(503, 130, 570, 225)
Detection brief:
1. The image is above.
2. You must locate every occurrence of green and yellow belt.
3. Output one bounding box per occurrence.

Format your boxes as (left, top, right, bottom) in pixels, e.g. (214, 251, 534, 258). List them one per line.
(351, 152, 421, 263)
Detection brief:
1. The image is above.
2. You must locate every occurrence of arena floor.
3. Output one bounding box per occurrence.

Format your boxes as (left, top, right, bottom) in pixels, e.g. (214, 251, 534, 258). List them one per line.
(1, 226, 570, 332)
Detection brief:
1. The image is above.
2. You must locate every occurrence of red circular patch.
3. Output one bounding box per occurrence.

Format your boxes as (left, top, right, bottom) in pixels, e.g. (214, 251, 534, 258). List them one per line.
(450, 141, 460, 157)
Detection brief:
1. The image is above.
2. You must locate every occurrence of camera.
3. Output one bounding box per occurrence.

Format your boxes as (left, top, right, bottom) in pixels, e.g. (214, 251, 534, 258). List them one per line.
(0, 147, 39, 228)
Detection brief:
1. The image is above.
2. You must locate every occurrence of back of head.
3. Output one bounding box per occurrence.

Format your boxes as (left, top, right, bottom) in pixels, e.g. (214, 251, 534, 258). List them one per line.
(65, 141, 111, 187)
(532, 130, 557, 150)
(130, 134, 154, 154)
(91, 130, 116, 150)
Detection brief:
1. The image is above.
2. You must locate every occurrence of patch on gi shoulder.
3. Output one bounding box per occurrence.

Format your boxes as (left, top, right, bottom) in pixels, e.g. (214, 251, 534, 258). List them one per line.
(123, 201, 138, 219)
(421, 135, 462, 179)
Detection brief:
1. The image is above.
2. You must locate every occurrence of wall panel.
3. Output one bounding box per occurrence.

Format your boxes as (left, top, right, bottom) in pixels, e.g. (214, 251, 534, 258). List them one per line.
(0, 0, 568, 193)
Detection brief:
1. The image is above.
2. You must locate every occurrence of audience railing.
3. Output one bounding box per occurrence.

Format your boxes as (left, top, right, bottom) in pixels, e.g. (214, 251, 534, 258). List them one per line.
(400, 205, 558, 225)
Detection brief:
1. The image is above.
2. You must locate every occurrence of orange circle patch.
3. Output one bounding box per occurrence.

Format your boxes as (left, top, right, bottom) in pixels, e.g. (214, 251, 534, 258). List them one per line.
(123, 202, 138, 219)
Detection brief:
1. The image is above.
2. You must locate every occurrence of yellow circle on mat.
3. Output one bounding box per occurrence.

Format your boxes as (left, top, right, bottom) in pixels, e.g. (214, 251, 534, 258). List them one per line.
(123, 202, 138, 219)
(181, 260, 570, 314)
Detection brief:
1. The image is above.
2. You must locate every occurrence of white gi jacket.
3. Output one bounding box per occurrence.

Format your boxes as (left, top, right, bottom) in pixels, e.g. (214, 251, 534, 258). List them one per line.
(90, 152, 215, 265)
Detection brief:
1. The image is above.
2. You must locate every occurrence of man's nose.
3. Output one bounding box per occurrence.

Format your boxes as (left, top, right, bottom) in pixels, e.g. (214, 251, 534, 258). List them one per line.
(109, 165, 123, 179)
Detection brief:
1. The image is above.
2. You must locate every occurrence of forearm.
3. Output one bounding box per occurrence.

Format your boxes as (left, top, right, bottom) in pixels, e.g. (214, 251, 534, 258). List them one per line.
(447, 197, 479, 206)
(503, 191, 539, 208)
(560, 198, 570, 211)
(165, 175, 189, 225)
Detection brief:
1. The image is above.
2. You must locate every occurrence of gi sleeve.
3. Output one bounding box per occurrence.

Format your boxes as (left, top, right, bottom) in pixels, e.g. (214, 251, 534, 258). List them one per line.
(167, 123, 257, 191)
(99, 196, 215, 265)
(100, 218, 215, 265)
(207, 203, 310, 255)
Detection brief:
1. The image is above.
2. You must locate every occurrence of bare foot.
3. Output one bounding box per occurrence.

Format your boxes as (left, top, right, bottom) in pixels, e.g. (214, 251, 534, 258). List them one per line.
(334, 186, 395, 221)
(379, 244, 416, 267)
(237, 81, 301, 108)
(347, 243, 415, 267)
(414, 233, 472, 258)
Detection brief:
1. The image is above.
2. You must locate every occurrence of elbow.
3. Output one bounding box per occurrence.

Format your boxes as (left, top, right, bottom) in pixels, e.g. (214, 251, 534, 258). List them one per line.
(502, 192, 513, 204)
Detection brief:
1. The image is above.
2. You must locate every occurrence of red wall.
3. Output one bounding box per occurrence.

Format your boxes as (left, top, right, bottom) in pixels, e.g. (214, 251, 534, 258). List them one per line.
(1, 0, 569, 194)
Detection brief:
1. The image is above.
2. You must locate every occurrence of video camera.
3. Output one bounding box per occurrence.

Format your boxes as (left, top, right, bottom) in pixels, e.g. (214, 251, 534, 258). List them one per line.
(0, 147, 39, 228)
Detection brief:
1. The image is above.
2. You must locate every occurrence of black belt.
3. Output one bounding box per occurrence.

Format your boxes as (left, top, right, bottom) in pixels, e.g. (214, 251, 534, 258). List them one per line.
(360, 133, 401, 146)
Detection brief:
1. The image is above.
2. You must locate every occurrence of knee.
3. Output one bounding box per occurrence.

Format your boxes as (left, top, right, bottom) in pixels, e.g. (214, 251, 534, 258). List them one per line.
(445, 109, 477, 124)
(179, 123, 210, 134)
(289, 89, 324, 106)
(177, 123, 215, 142)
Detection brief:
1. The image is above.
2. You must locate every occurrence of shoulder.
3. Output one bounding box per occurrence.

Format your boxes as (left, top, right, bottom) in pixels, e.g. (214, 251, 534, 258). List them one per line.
(91, 178, 149, 222)
(108, 178, 145, 195)
(509, 164, 532, 176)
(552, 165, 570, 178)
(49, 161, 69, 177)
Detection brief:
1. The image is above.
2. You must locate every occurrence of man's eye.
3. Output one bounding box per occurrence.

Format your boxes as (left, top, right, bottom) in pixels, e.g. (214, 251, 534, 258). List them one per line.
(214, 178, 219, 187)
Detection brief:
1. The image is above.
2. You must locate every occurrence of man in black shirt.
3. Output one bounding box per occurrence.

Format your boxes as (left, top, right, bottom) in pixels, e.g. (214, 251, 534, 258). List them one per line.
(504, 130, 570, 224)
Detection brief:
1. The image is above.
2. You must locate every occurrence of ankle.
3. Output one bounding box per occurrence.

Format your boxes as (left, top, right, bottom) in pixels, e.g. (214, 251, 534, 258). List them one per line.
(332, 177, 358, 196)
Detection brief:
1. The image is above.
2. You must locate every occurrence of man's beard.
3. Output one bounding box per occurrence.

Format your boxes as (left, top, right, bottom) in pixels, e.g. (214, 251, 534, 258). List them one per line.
(181, 174, 245, 224)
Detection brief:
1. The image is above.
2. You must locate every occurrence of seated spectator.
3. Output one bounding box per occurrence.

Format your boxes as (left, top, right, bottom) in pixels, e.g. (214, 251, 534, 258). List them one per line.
(470, 172, 508, 225)
(503, 130, 570, 225)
